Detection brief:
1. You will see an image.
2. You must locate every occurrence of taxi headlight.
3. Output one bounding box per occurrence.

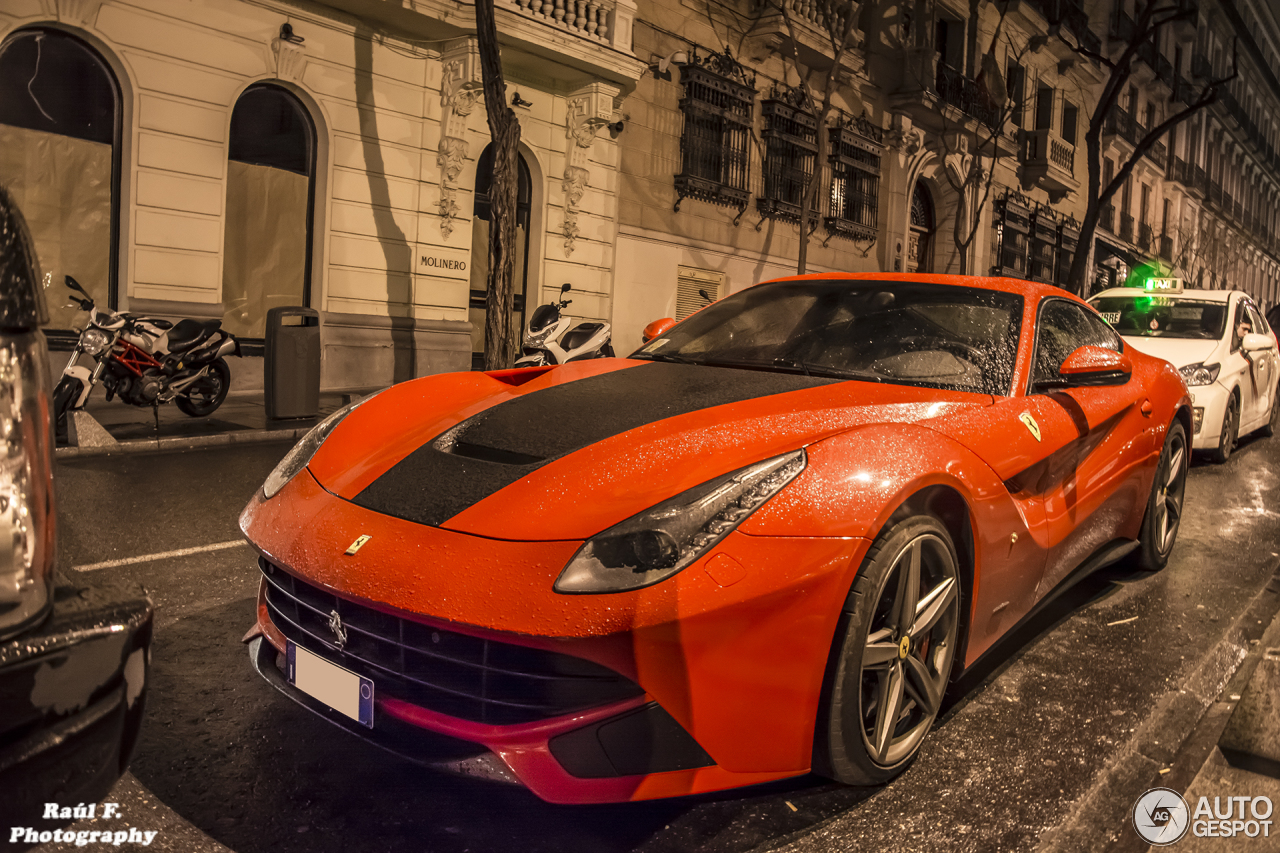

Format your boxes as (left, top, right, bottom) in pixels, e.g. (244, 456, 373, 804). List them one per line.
(1179, 362, 1220, 387)
(554, 449, 806, 594)
(262, 397, 367, 499)
(80, 328, 109, 356)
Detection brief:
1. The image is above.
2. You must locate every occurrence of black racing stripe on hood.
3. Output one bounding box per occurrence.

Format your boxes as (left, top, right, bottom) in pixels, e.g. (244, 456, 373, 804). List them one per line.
(352, 361, 837, 527)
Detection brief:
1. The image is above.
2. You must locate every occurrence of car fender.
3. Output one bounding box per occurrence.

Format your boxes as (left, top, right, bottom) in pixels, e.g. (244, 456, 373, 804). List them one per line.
(742, 422, 1048, 667)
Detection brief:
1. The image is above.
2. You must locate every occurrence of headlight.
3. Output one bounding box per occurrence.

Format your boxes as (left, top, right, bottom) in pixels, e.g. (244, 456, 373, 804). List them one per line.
(525, 324, 556, 348)
(1179, 362, 1220, 386)
(0, 333, 55, 640)
(554, 449, 806, 594)
(262, 397, 367, 499)
(80, 328, 109, 356)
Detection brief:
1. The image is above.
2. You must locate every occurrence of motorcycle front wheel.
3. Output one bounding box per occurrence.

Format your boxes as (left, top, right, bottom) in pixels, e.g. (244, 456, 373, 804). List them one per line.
(52, 375, 84, 444)
(176, 358, 230, 417)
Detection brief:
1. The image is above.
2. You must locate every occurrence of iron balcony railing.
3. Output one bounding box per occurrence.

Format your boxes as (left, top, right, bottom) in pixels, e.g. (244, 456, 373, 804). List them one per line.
(1159, 234, 1174, 259)
(936, 64, 1001, 127)
(1120, 212, 1135, 242)
(1138, 223, 1154, 251)
(1100, 203, 1115, 232)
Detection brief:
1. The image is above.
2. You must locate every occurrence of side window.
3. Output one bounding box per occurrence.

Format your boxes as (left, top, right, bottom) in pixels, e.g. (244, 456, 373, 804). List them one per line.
(1232, 301, 1249, 351)
(1032, 299, 1121, 388)
(1244, 302, 1266, 338)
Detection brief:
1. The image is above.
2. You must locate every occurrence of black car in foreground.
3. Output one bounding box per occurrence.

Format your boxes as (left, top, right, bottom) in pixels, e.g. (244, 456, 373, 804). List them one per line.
(0, 184, 153, 838)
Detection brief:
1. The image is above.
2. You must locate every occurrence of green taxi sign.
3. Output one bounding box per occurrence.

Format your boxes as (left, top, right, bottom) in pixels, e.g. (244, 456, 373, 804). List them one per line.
(1143, 277, 1182, 292)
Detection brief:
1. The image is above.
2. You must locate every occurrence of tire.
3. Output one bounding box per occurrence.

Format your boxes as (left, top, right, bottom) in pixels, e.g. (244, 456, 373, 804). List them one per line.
(1260, 385, 1279, 438)
(1134, 420, 1188, 572)
(1209, 393, 1239, 463)
(814, 515, 961, 785)
(52, 375, 83, 445)
(176, 358, 230, 417)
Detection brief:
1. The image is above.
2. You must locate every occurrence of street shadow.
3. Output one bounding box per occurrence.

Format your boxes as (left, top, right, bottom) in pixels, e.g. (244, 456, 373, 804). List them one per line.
(353, 27, 416, 384)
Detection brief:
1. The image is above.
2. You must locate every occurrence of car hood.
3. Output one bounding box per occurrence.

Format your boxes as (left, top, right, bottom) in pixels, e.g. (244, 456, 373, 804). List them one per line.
(308, 359, 995, 541)
(1119, 336, 1219, 369)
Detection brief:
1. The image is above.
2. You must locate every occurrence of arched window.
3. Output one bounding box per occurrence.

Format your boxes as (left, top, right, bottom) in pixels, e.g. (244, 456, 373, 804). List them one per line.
(468, 145, 532, 368)
(908, 182, 934, 274)
(222, 84, 316, 339)
(0, 28, 120, 332)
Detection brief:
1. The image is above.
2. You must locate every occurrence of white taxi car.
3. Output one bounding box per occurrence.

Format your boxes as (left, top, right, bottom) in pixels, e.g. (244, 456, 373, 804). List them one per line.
(1090, 285, 1279, 462)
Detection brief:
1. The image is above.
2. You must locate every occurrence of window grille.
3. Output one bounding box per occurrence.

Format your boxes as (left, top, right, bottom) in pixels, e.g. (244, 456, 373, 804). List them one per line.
(993, 190, 1031, 277)
(825, 112, 883, 243)
(1057, 216, 1080, 287)
(1030, 209, 1057, 283)
(674, 45, 756, 225)
(756, 85, 817, 226)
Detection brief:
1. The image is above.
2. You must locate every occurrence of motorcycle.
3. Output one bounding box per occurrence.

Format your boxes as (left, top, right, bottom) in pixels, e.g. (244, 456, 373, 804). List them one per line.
(515, 283, 615, 367)
(53, 275, 241, 438)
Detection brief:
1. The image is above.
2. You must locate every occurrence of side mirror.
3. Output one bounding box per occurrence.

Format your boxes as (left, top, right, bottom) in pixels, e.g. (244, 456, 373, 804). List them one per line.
(1243, 332, 1273, 352)
(642, 318, 677, 343)
(1054, 345, 1133, 387)
(560, 283, 572, 294)
(65, 275, 89, 297)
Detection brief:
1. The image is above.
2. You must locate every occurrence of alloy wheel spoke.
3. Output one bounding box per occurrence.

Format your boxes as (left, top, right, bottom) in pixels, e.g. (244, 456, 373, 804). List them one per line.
(1166, 448, 1183, 487)
(901, 653, 941, 717)
(896, 542, 922, 634)
(910, 577, 957, 642)
(864, 627, 899, 668)
(873, 662, 905, 763)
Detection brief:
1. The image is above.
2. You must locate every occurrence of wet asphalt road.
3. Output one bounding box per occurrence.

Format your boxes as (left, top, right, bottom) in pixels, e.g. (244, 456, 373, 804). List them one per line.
(30, 432, 1280, 853)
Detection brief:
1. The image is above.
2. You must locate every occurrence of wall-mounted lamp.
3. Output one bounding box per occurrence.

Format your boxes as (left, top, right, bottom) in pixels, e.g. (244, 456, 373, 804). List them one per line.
(512, 92, 534, 108)
(647, 50, 689, 81)
(279, 23, 305, 45)
(607, 119, 626, 138)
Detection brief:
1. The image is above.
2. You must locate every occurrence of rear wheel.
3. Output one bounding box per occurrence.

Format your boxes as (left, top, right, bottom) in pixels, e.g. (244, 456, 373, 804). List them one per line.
(176, 358, 230, 417)
(1134, 421, 1188, 571)
(815, 516, 960, 785)
(1210, 394, 1239, 463)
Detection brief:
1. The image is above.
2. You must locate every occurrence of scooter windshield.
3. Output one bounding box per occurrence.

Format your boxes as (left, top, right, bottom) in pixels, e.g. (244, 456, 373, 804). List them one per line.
(529, 304, 560, 332)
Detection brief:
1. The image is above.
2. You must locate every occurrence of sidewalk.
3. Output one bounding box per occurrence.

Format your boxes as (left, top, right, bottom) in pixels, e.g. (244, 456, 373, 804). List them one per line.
(54, 389, 363, 458)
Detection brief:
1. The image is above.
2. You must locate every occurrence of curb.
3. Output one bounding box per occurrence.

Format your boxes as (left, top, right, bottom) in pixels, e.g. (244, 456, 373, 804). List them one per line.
(1035, 561, 1280, 853)
(54, 426, 307, 459)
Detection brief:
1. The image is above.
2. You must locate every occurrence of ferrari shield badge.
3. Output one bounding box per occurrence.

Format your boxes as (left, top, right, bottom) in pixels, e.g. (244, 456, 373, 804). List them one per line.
(345, 534, 371, 555)
(1019, 412, 1042, 442)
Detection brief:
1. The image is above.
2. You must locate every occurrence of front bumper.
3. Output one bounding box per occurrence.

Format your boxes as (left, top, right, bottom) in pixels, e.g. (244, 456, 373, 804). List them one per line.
(1187, 381, 1231, 450)
(242, 469, 867, 803)
(1, 573, 153, 830)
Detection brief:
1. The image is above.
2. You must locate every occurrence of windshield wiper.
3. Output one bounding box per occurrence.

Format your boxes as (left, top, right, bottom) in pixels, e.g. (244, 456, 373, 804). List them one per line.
(634, 351, 700, 364)
(773, 358, 882, 382)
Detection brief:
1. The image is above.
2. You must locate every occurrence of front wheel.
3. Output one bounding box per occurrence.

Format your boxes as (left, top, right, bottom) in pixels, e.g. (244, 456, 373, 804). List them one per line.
(814, 516, 961, 785)
(52, 375, 84, 444)
(176, 358, 230, 417)
(1133, 420, 1188, 571)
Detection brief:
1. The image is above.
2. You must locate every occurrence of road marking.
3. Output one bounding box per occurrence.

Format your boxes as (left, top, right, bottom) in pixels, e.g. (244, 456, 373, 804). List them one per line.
(75, 540, 248, 571)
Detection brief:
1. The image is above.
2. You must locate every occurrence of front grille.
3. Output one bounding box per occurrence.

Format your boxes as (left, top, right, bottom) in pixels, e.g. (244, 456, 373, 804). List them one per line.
(260, 558, 643, 725)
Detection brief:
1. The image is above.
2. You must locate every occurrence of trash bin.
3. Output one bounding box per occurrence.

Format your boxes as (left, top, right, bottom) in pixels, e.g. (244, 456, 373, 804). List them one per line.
(265, 306, 320, 419)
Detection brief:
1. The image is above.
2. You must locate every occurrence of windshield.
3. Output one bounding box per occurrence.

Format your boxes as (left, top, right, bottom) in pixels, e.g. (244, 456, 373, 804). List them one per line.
(1091, 295, 1228, 340)
(631, 279, 1023, 396)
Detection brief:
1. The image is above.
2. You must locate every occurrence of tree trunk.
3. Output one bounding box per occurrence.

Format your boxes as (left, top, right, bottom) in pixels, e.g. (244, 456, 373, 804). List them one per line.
(475, 0, 521, 370)
(1067, 122, 1104, 297)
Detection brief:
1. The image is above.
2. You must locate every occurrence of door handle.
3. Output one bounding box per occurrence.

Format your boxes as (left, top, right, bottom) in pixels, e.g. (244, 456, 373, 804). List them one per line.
(1140, 400, 1153, 417)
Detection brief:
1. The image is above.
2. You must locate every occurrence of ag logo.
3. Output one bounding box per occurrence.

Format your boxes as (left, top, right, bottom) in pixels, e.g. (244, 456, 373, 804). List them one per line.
(1133, 787, 1190, 846)
(1019, 412, 1042, 442)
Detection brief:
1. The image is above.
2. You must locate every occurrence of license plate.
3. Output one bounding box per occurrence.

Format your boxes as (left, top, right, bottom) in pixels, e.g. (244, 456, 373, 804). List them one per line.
(287, 641, 374, 728)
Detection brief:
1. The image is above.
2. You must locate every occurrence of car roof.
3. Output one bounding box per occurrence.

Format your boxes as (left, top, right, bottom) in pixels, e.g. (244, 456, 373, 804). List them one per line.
(1090, 286, 1238, 303)
(758, 272, 1084, 303)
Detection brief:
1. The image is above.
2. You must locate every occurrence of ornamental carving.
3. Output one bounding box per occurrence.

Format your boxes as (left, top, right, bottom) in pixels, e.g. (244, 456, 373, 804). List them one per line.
(56, 0, 99, 26)
(271, 39, 307, 82)
(437, 46, 484, 239)
(561, 84, 617, 255)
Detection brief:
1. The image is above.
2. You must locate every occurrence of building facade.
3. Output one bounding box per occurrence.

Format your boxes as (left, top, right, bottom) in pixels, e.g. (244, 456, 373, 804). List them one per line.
(3, 0, 1279, 389)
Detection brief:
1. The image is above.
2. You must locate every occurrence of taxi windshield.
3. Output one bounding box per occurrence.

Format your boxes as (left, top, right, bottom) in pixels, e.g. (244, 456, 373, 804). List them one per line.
(1092, 296, 1227, 340)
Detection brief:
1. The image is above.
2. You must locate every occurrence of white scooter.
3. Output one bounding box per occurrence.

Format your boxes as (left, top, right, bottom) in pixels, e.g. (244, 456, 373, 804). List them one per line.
(515, 284, 615, 367)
